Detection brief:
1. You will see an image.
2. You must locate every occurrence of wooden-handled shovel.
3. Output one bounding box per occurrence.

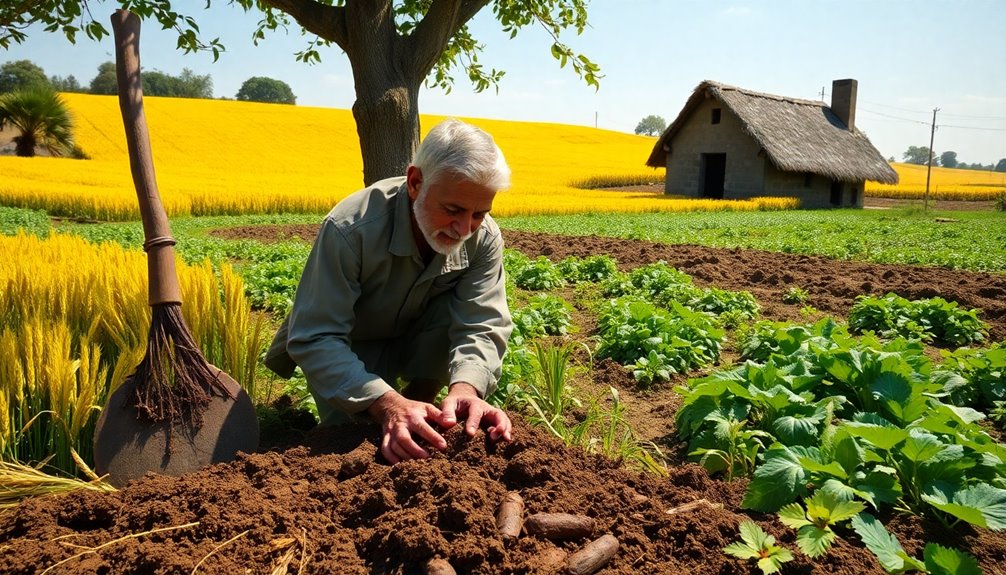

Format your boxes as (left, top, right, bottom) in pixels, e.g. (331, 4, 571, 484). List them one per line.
(92, 9, 258, 487)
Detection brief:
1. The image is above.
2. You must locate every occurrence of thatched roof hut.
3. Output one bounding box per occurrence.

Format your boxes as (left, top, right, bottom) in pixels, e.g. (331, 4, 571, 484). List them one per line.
(647, 80, 897, 208)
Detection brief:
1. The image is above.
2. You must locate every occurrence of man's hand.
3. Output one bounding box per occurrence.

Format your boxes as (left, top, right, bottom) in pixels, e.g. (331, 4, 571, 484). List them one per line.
(439, 383, 513, 442)
(367, 391, 448, 464)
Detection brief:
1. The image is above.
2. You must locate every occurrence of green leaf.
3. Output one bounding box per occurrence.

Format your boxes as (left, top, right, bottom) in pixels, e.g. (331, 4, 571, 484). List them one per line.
(758, 553, 793, 575)
(923, 543, 982, 575)
(796, 524, 836, 558)
(742, 447, 808, 512)
(843, 422, 909, 451)
(923, 483, 1006, 529)
(772, 413, 822, 446)
(778, 502, 811, 529)
(850, 512, 919, 573)
(723, 541, 760, 560)
(740, 519, 772, 549)
(900, 431, 946, 463)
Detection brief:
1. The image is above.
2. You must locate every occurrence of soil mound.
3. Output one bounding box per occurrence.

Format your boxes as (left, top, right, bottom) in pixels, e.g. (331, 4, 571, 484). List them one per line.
(0, 420, 884, 574)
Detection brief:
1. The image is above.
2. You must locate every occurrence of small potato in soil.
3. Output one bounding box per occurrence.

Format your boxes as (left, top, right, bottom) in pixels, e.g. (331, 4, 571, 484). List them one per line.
(525, 513, 596, 540)
(496, 491, 525, 539)
(566, 534, 619, 575)
(425, 557, 457, 575)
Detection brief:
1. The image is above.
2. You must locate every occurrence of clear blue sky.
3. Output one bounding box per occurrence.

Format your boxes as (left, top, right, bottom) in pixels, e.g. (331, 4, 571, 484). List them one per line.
(7, 0, 1006, 164)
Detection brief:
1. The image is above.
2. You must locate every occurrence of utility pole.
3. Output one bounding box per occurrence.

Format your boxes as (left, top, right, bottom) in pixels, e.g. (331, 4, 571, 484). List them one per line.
(924, 107, 939, 211)
(820, 86, 825, 102)
(594, 111, 598, 129)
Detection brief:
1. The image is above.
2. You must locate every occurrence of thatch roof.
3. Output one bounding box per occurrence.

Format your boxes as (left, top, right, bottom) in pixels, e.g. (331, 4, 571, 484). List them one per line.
(646, 81, 898, 184)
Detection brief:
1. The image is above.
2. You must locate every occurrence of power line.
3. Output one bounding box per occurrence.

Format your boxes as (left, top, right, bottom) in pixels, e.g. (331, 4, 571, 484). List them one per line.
(858, 107, 930, 125)
(939, 123, 1006, 132)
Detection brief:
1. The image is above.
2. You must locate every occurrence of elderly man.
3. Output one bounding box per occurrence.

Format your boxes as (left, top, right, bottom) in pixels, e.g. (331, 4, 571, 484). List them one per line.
(265, 118, 514, 463)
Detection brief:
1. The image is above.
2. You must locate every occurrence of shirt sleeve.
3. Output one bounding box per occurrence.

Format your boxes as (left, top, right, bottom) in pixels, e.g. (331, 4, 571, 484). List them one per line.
(447, 226, 513, 398)
(285, 217, 394, 415)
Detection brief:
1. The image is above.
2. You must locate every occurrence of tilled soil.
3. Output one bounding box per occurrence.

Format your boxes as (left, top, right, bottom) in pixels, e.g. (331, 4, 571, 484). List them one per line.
(3, 225, 1004, 574)
(210, 225, 1006, 341)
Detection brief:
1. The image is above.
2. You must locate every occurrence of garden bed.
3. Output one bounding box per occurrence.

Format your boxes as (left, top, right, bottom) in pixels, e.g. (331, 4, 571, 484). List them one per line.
(2, 228, 1005, 574)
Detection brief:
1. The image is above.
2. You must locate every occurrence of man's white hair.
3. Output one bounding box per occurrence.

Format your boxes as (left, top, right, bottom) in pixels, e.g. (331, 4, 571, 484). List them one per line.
(412, 118, 511, 192)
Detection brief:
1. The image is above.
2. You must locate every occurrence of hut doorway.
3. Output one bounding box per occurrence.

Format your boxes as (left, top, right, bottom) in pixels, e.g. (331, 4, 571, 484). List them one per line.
(830, 181, 843, 206)
(701, 153, 726, 199)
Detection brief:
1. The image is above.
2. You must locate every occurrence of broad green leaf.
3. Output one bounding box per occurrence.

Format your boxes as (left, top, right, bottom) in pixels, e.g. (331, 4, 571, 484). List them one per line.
(923, 483, 1006, 530)
(831, 434, 865, 476)
(742, 447, 808, 512)
(777, 502, 811, 529)
(854, 471, 903, 508)
(899, 431, 946, 463)
(796, 524, 835, 558)
(843, 422, 909, 451)
(805, 490, 865, 523)
(773, 413, 822, 446)
(798, 457, 848, 479)
(923, 543, 982, 575)
(849, 513, 910, 573)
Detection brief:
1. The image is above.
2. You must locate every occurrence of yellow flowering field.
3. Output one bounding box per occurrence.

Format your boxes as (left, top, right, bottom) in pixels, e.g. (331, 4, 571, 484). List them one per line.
(866, 162, 1006, 200)
(0, 94, 801, 220)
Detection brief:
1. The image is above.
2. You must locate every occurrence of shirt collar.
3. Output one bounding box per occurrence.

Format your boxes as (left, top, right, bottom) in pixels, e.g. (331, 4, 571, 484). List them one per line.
(390, 182, 470, 273)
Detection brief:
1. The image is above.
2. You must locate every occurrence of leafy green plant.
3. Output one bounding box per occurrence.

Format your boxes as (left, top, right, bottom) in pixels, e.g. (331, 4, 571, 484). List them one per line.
(525, 293, 575, 336)
(687, 406, 774, 480)
(783, 286, 809, 304)
(940, 344, 1005, 414)
(512, 255, 565, 291)
(629, 350, 673, 388)
(778, 490, 865, 558)
(851, 512, 982, 574)
(596, 296, 723, 383)
(0, 206, 49, 237)
(723, 520, 794, 575)
(517, 340, 583, 432)
(849, 293, 987, 346)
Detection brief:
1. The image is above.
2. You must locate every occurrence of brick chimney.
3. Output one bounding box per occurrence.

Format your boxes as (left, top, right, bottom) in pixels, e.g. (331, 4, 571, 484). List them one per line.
(831, 79, 857, 130)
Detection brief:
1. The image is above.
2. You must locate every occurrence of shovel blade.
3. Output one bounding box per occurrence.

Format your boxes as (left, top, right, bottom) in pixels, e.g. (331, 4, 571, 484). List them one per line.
(93, 368, 258, 487)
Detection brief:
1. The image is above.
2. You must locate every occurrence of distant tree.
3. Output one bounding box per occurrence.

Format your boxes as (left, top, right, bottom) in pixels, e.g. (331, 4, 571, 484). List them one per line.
(236, 76, 296, 105)
(940, 151, 958, 169)
(0, 60, 49, 93)
(957, 162, 969, 170)
(888, 156, 896, 162)
(0, 88, 75, 157)
(87, 62, 212, 98)
(996, 158, 1006, 172)
(176, 68, 212, 99)
(49, 74, 82, 92)
(903, 145, 935, 165)
(88, 62, 117, 95)
(634, 114, 666, 136)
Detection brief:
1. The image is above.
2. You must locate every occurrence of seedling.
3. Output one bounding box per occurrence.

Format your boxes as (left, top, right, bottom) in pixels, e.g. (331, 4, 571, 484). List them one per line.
(782, 286, 809, 305)
(723, 520, 794, 575)
(778, 490, 865, 558)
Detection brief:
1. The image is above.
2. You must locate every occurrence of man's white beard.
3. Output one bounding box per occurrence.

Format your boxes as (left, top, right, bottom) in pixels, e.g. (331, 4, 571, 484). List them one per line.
(414, 191, 472, 256)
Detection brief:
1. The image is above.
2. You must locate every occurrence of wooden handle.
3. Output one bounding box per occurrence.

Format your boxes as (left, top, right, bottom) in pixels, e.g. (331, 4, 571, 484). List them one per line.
(111, 9, 182, 305)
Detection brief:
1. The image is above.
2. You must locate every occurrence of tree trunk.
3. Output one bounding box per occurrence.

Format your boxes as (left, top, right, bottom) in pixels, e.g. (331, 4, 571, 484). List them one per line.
(13, 134, 35, 157)
(262, 0, 487, 185)
(352, 79, 420, 186)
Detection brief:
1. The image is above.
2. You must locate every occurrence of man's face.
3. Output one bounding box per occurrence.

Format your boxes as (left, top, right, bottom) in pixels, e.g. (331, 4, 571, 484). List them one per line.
(407, 166, 496, 256)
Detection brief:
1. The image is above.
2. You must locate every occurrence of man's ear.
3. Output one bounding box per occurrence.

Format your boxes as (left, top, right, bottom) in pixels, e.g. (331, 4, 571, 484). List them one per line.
(406, 166, 422, 201)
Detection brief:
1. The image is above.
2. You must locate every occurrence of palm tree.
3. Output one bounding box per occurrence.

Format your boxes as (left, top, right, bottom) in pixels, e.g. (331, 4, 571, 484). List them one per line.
(0, 88, 75, 157)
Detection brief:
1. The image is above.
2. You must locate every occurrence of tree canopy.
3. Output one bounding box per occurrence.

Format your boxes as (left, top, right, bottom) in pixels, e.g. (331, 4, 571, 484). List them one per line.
(634, 114, 666, 136)
(236, 76, 296, 104)
(939, 150, 957, 169)
(903, 145, 936, 165)
(0, 88, 76, 157)
(0, 59, 49, 93)
(6, 1, 600, 185)
(87, 61, 212, 98)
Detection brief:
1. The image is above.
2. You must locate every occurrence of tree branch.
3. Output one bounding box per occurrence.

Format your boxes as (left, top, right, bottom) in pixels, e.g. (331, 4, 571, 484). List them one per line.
(406, 0, 490, 79)
(261, 0, 348, 48)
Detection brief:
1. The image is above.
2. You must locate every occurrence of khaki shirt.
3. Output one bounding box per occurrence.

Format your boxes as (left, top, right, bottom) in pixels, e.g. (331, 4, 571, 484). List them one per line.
(285, 177, 512, 416)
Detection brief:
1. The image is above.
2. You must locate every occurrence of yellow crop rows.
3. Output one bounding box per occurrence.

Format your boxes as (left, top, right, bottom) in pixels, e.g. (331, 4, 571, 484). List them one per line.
(0, 231, 265, 475)
(866, 163, 1006, 200)
(0, 94, 802, 220)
